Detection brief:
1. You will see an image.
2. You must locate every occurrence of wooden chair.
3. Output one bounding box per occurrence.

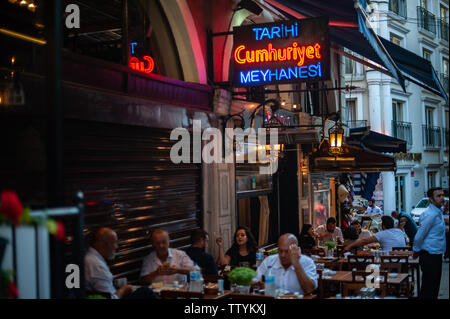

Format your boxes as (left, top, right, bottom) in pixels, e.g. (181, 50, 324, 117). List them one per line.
(348, 254, 376, 271)
(379, 263, 410, 297)
(160, 290, 204, 299)
(344, 270, 387, 298)
(392, 246, 412, 251)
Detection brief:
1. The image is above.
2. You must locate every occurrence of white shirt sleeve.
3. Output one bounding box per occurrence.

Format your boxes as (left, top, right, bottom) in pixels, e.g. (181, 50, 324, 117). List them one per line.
(85, 262, 116, 296)
(178, 251, 194, 269)
(256, 256, 270, 281)
(300, 257, 318, 289)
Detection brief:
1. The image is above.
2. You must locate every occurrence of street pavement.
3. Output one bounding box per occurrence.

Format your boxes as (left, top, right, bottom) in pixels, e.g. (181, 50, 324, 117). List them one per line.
(438, 260, 449, 299)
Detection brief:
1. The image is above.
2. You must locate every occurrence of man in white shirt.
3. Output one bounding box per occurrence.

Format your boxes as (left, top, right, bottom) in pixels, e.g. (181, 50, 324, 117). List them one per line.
(344, 216, 407, 252)
(140, 228, 195, 285)
(255, 234, 318, 295)
(85, 228, 156, 299)
(315, 217, 343, 243)
(365, 199, 383, 216)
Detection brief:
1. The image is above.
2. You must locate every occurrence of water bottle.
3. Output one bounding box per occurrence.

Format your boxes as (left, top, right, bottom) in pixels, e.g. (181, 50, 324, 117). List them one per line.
(251, 175, 256, 190)
(265, 266, 276, 297)
(256, 247, 265, 268)
(189, 263, 202, 292)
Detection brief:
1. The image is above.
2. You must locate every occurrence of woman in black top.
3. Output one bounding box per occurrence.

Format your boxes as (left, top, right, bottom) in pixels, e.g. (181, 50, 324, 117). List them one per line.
(298, 224, 317, 251)
(216, 226, 257, 267)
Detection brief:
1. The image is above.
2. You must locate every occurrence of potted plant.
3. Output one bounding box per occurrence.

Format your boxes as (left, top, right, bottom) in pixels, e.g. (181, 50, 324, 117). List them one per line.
(227, 267, 257, 294)
(323, 241, 337, 257)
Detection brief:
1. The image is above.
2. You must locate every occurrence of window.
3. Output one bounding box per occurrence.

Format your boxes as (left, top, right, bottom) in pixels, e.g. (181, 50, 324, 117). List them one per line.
(395, 175, 406, 213)
(423, 48, 433, 62)
(421, 0, 427, 10)
(392, 100, 404, 122)
(428, 171, 436, 188)
(443, 58, 449, 93)
(425, 107, 434, 127)
(439, 6, 449, 41)
(389, 0, 407, 18)
(344, 56, 356, 75)
(441, 5, 448, 20)
(390, 33, 403, 46)
(346, 100, 356, 122)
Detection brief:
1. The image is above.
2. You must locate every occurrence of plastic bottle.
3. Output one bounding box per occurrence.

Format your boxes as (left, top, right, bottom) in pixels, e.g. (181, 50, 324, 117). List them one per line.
(256, 247, 265, 267)
(265, 266, 276, 297)
(189, 263, 202, 292)
(251, 175, 256, 190)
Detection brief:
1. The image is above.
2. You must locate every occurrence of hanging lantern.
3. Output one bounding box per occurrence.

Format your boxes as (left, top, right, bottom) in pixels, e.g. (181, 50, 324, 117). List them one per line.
(328, 122, 344, 155)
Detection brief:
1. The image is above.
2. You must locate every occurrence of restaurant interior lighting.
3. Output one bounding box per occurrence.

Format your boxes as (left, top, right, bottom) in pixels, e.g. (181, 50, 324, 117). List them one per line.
(28, 2, 36, 12)
(19, 0, 27, 6)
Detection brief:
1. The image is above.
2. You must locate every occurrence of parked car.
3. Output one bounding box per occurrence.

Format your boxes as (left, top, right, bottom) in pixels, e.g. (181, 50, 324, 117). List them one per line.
(411, 197, 449, 224)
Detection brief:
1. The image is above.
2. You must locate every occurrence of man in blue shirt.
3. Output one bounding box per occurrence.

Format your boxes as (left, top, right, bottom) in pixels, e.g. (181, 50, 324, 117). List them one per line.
(413, 187, 446, 299)
(185, 229, 218, 275)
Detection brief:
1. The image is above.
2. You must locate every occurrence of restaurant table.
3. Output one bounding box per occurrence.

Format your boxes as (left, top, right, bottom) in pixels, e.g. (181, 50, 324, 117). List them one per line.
(319, 270, 410, 298)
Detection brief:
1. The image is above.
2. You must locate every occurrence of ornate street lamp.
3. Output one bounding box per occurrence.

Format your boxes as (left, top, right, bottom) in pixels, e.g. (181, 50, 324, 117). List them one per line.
(328, 122, 345, 155)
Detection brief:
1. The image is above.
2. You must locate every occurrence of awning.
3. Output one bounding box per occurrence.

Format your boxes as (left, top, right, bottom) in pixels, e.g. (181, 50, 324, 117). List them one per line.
(347, 128, 407, 153)
(310, 141, 396, 173)
(265, 0, 449, 104)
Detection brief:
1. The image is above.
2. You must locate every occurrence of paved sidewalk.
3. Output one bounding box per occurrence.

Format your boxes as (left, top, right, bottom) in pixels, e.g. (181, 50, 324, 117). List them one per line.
(438, 261, 448, 299)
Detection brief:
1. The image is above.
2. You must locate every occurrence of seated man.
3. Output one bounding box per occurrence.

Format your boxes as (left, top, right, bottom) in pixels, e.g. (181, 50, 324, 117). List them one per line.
(185, 229, 218, 275)
(344, 216, 407, 252)
(255, 234, 318, 295)
(85, 227, 156, 299)
(315, 217, 343, 244)
(140, 228, 195, 285)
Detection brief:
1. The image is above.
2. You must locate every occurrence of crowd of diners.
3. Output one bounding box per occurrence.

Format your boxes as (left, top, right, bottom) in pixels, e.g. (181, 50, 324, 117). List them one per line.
(84, 187, 448, 299)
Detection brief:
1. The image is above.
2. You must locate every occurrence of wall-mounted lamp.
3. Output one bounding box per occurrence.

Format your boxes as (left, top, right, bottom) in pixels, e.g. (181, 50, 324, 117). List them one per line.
(328, 122, 345, 155)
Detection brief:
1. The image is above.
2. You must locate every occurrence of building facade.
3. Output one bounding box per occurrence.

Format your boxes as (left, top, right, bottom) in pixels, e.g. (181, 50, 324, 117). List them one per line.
(344, 0, 449, 215)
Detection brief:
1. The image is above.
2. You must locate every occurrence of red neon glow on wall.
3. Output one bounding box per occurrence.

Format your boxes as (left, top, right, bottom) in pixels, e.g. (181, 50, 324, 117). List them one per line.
(233, 42, 322, 67)
(129, 55, 155, 74)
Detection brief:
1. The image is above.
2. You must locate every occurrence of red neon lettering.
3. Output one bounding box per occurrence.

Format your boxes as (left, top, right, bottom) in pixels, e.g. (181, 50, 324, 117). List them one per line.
(129, 55, 155, 74)
(233, 42, 322, 67)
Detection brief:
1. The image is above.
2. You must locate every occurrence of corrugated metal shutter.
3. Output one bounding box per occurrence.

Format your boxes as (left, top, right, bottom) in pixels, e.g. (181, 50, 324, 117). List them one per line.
(63, 119, 201, 282)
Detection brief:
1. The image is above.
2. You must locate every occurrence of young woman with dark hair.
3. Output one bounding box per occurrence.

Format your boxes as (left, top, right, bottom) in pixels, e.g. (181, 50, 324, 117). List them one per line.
(215, 226, 257, 267)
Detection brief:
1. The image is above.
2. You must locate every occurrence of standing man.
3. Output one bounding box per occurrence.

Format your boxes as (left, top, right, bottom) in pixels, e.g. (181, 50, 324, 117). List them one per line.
(444, 201, 449, 263)
(185, 229, 218, 275)
(392, 210, 418, 246)
(365, 199, 383, 216)
(413, 187, 446, 299)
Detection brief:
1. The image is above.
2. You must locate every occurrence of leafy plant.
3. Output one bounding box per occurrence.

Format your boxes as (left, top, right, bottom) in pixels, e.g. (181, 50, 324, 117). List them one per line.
(268, 248, 278, 255)
(227, 267, 256, 286)
(323, 241, 337, 249)
(87, 294, 107, 299)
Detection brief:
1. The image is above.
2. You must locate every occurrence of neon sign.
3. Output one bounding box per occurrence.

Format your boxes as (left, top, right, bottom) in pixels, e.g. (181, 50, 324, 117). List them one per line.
(129, 42, 155, 74)
(129, 56, 155, 74)
(231, 17, 330, 87)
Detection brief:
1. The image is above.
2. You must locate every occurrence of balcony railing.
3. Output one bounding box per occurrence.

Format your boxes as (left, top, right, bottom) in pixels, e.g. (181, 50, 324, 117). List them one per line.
(439, 19, 449, 41)
(389, 0, 407, 18)
(392, 121, 412, 148)
(441, 73, 449, 94)
(347, 120, 368, 129)
(417, 6, 436, 34)
(444, 128, 449, 149)
(422, 125, 441, 148)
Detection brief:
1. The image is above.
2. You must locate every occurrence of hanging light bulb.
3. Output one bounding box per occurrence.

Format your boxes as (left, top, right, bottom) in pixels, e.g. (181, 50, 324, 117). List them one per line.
(19, 0, 28, 6)
(8, 0, 19, 4)
(28, 2, 36, 12)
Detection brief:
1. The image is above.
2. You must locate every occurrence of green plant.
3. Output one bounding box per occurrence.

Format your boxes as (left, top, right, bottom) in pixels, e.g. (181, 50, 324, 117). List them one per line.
(227, 267, 256, 286)
(323, 241, 337, 249)
(268, 248, 278, 255)
(87, 294, 107, 299)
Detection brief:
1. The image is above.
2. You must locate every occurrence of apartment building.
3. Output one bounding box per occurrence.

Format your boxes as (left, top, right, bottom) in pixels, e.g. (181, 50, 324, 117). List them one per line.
(343, 0, 449, 214)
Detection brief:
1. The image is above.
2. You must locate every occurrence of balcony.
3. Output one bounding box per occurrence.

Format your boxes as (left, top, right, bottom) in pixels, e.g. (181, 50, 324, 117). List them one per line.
(439, 19, 449, 42)
(347, 120, 368, 129)
(392, 121, 412, 149)
(417, 6, 436, 34)
(441, 73, 449, 94)
(389, 0, 407, 18)
(422, 125, 441, 149)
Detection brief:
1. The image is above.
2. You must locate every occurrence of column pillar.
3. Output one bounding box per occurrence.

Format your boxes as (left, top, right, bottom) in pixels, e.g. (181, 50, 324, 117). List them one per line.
(381, 75, 393, 135)
(367, 70, 383, 133)
(382, 171, 396, 215)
